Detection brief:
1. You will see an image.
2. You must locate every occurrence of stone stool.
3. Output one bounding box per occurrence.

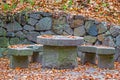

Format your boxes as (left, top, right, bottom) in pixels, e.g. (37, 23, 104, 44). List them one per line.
(78, 45, 97, 65)
(27, 44, 43, 63)
(96, 46, 115, 69)
(8, 48, 33, 68)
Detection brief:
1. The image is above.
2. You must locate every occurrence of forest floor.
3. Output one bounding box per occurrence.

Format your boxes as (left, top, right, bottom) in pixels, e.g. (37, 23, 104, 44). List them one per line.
(0, 0, 120, 25)
(0, 58, 120, 80)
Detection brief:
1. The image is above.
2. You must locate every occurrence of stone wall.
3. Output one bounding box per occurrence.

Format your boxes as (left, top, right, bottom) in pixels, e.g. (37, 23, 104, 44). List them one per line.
(0, 11, 120, 62)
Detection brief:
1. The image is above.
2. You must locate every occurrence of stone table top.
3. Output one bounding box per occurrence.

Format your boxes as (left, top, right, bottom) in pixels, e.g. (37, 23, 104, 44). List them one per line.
(37, 35, 84, 46)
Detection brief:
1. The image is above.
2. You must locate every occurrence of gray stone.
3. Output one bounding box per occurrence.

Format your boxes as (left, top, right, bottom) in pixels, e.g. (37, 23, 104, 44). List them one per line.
(116, 35, 120, 48)
(6, 21, 22, 32)
(78, 45, 96, 64)
(29, 13, 42, 19)
(110, 25, 120, 37)
(84, 36, 97, 44)
(74, 26, 86, 36)
(41, 31, 55, 35)
(97, 34, 105, 42)
(64, 24, 73, 35)
(42, 46, 78, 69)
(114, 48, 120, 62)
(53, 16, 66, 25)
(15, 31, 26, 38)
(0, 28, 6, 36)
(0, 48, 7, 57)
(102, 36, 115, 47)
(27, 18, 38, 26)
(52, 24, 65, 34)
(9, 37, 20, 45)
(0, 37, 9, 48)
(96, 46, 115, 69)
(21, 39, 34, 44)
(88, 24, 98, 36)
(37, 35, 84, 46)
(71, 17, 84, 28)
(23, 25, 35, 31)
(0, 19, 4, 27)
(7, 32, 15, 37)
(97, 22, 107, 34)
(35, 17, 52, 30)
(8, 48, 33, 56)
(26, 31, 40, 42)
(10, 56, 29, 68)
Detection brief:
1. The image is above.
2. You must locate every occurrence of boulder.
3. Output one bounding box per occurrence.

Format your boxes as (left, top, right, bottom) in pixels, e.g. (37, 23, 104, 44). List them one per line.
(0, 28, 6, 36)
(35, 17, 52, 30)
(64, 24, 73, 35)
(97, 22, 107, 34)
(9, 37, 20, 45)
(85, 20, 98, 36)
(27, 18, 38, 26)
(110, 25, 120, 37)
(15, 31, 26, 38)
(29, 13, 42, 19)
(84, 36, 97, 44)
(0, 37, 9, 48)
(74, 26, 86, 36)
(116, 35, 120, 48)
(6, 21, 22, 32)
(23, 25, 35, 31)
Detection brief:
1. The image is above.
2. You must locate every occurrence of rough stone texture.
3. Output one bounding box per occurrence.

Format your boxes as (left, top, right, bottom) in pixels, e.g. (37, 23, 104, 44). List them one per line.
(0, 28, 6, 36)
(27, 18, 38, 26)
(6, 21, 22, 32)
(78, 45, 96, 64)
(74, 26, 86, 37)
(41, 31, 55, 35)
(97, 34, 105, 42)
(84, 36, 97, 44)
(102, 36, 115, 47)
(23, 25, 35, 31)
(26, 31, 40, 42)
(53, 16, 66, 25)
(9, 37, 20, 45)
(0, 37, 9, 48)
(0, 48, 7, 57)
(85, 20, 98, 36)
(42, 46, 77, 69)
(97, 54, 114, 69)
(40, 12, 52, 17)
(29, 13, 42, 19)
(96, 47, 115, 69)
(110, 25, 120, 37)
(6, 32, 15, 37)
(64, 24, 73, 35)
(15, 31, 26, 38)
(35, 17, 52, 30)
(114, 48, 120, 62)
(37, 35, 84, 46)
(97, 22, 107, 34)
(52, 24, 65, 34)
(88, 24, 98, 36)
(10, 56, 29, 68)
(116, 35, 120, 48)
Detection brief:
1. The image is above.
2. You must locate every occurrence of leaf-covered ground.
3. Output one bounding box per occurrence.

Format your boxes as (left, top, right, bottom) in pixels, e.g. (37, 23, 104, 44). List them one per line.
(0, 58, 120, 80)
(0, 0, 120, 25)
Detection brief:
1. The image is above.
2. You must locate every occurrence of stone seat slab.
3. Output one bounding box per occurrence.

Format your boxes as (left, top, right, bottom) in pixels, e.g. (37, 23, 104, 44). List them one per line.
(8, 48, 33, 56)
(96, 46, 115, 54)
(78, 45, 97, 65)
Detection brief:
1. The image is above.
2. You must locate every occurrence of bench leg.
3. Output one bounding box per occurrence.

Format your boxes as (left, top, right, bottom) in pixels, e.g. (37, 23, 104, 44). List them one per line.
(32, 52, 43, 63)
(98, 54, 114, 69)
(10, 55, 29, 68)
(81, 53, 96, 65)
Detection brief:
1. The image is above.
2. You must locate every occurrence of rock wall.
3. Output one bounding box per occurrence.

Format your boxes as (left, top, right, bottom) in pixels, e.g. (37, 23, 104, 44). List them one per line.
(0, 11, 120, 62)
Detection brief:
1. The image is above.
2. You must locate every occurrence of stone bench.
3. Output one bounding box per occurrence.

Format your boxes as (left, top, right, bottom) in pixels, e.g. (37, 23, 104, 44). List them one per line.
(8, 44, 43, 68)
(78, 45, 115, 69)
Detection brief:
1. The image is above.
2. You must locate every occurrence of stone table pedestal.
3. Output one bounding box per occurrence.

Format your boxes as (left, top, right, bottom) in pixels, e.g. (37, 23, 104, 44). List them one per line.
(37, 35, 84, 69)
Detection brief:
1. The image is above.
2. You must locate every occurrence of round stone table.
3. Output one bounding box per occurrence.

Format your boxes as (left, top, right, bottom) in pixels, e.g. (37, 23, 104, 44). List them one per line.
(37, 35, 84, 69)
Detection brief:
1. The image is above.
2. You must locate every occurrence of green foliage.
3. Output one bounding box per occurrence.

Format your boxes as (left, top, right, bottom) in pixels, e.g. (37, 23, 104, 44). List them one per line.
(3, 3, 9, 11)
